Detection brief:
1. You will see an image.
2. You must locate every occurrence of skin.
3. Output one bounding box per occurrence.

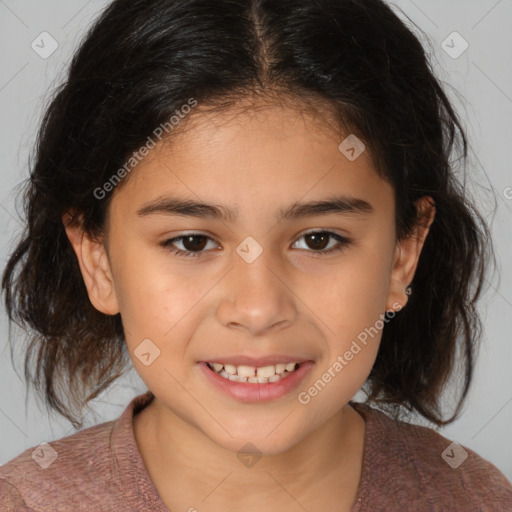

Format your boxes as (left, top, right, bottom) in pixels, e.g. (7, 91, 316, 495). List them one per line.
(64, 96, 435, 511)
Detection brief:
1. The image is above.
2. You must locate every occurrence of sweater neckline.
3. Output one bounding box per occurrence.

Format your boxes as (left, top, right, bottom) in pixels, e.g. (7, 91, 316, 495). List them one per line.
(112, 390, 384, 511)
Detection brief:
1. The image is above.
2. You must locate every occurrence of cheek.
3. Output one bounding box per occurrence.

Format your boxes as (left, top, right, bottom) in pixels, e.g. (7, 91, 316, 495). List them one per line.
(117, 266, 202, 391)
(305, 279, 386, 409)
(320, 249, 392, 327)
(113, 242, 207, 334)
(311, 243, 392, 375)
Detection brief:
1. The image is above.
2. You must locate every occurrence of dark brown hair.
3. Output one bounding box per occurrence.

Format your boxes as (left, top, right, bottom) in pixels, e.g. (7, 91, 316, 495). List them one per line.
(2, 0, 495, 429)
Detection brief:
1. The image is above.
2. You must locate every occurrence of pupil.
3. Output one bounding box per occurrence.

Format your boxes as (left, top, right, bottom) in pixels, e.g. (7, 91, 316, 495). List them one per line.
(184, 235, 207, 251)
(307, 232, 328, 250)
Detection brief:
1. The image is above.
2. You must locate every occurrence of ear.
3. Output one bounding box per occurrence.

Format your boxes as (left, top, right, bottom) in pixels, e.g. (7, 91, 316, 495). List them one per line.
(62, 212, 120, 315)
(385, 196, 436, 311)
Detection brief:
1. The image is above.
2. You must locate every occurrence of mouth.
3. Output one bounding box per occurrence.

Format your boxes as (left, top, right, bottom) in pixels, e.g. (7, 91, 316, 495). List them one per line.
(198, 358, 314, 402)
(205, 361, 301, 383)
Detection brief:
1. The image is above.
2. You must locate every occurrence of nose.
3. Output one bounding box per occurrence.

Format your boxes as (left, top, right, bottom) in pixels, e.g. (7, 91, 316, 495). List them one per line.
(215, 244, 298, 336)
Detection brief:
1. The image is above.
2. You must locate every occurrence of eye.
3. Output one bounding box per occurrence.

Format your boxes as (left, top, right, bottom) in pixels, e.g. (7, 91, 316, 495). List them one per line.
(160, 233, 219, 258)
(291, 230, 352, 256)
(160, 230, 352, 258)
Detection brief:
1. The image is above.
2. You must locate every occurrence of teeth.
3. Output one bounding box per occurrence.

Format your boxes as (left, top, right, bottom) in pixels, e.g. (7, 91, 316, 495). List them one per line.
(207, 361, 299, 383)
(228, 374, 247, 382)
(237, 365, 256, 378)
(224, 364, 237, 375)
(275, 363, 286, 374)
(257, 365, 277, 378)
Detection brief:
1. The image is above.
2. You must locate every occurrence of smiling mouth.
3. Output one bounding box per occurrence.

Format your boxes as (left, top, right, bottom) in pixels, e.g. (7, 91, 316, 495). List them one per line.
(206, 361, 301, 383)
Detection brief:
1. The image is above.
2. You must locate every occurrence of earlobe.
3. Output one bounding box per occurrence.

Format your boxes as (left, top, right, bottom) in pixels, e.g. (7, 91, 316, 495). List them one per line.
(385, 196, 436, 311)
(62, 213, 120, 316)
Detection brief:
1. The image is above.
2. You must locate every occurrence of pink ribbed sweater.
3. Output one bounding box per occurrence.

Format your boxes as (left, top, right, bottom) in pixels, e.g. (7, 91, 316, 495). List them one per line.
(1, 391, 511, 511)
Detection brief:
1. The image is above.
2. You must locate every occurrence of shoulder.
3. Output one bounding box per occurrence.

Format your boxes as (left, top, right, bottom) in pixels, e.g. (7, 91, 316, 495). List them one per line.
(0, 391, 156, 512)
(351, 402, 512, 511)
(0, 418, 118, 511)
(0, 477, 32, 511)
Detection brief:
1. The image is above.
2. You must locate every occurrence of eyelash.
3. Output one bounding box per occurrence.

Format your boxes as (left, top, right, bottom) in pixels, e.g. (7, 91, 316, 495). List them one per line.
(160, 231, 352, 258)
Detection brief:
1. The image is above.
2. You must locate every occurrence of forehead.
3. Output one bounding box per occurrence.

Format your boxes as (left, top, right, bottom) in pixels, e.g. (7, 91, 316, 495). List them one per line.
(109, 100, 393, 220)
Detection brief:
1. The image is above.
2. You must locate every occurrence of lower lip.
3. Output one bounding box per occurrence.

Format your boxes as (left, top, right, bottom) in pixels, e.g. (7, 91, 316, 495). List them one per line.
(198, 361, 314, 403)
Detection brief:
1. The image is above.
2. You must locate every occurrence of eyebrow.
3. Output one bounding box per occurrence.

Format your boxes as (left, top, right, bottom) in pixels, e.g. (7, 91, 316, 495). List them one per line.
(136, 195, 374, 223)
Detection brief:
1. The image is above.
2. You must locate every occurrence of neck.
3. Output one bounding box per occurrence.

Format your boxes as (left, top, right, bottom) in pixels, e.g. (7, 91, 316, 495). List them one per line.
(133, 397, 366, 511)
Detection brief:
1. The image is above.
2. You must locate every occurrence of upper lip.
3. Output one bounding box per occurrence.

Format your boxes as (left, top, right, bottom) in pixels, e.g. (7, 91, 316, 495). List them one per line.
(201, 355, 312, 367)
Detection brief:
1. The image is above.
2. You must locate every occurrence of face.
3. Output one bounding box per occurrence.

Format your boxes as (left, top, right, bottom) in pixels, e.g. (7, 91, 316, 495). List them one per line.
(65, 98, 433, 456)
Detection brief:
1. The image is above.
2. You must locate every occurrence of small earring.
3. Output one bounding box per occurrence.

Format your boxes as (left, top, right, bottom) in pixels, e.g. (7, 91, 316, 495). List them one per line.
(405, 286, 412, 296)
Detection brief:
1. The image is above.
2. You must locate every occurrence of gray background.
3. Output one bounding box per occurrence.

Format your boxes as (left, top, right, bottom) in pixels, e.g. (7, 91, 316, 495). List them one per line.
(1, 0, 511, 482)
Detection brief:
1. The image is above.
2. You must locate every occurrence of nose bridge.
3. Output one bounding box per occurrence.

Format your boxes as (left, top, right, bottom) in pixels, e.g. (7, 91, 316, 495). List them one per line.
(234, 238, 279, 292)
(216, 236, 297, 334)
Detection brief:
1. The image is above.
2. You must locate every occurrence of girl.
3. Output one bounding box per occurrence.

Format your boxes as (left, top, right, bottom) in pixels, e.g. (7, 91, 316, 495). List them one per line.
(1, 0, 511, 510)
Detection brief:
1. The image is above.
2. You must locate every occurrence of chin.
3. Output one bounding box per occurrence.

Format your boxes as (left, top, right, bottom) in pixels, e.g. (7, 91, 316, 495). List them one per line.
(206, 424, 304, 458)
